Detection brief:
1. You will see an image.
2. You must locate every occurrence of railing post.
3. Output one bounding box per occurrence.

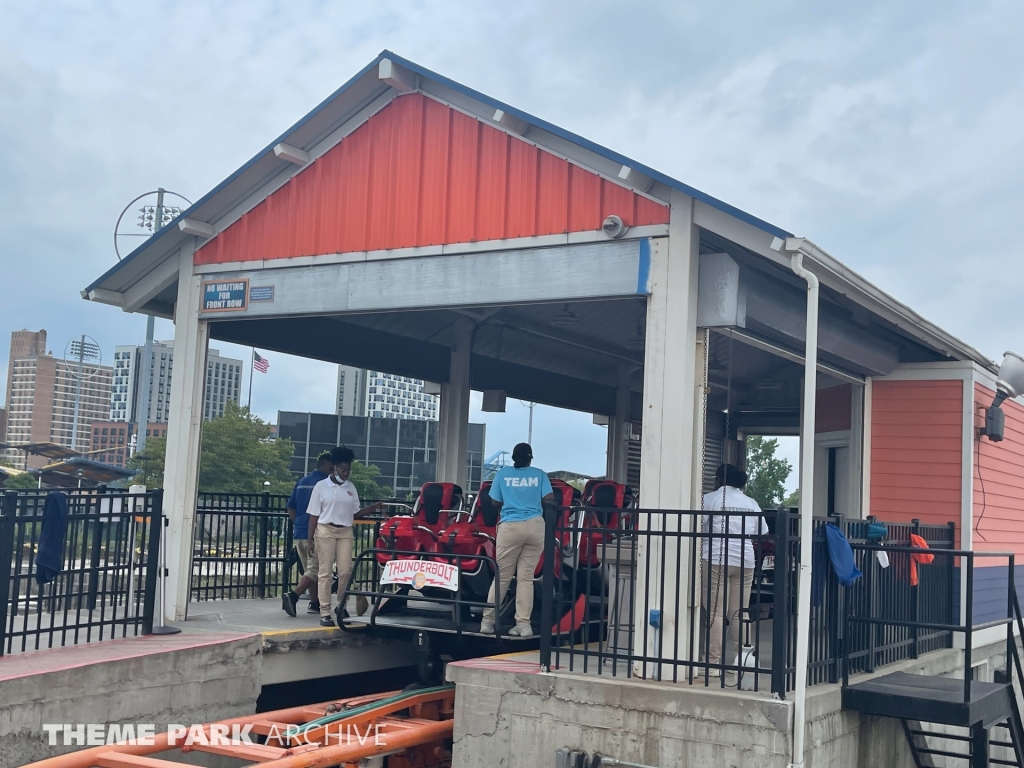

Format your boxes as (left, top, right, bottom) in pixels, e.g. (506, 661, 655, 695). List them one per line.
(829, 514, 845, 683)
(964, 553, 974, 704)
(911, 519, 921, 659)
(539, 503, 556, 673)
(86, 486, 107, 611)
(257, 491, 270, 599)
(947, 521, 957, 649)
(141, 490, 163, 635)
(0, 492, 19, 657)
(772, 509, 791, 698)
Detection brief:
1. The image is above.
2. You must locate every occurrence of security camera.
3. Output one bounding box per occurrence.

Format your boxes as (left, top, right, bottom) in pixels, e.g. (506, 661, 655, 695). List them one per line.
(982, 351, 1024, 442)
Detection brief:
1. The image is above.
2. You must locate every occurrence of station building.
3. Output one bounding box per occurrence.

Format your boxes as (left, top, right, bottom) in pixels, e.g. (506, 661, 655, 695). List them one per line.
(81, 52, 1024, 766)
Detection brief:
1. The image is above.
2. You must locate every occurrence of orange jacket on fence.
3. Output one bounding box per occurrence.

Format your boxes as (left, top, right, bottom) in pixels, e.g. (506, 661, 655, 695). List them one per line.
(909, 533, 934, 586)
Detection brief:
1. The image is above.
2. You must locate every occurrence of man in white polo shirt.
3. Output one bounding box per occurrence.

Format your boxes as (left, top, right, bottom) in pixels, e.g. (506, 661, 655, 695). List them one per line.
(308, 446, 383, 627)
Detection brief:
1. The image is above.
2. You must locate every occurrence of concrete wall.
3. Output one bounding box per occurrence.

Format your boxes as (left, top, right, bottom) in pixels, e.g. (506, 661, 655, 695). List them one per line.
(448, 641, 1017, 768)
(0, 634, 262, 768)
(447, 662, 794, 768)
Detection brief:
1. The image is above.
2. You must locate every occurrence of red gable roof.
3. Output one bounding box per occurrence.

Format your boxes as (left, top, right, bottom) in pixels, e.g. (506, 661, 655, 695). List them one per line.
(195, 93, 668, 266)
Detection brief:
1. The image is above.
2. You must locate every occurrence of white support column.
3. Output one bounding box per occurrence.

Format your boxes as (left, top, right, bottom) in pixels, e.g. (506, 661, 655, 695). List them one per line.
(606, 366, 632, 483)
(163, 238, 208, 622)
(634, 193, 701, 674)
(436, 317, 473, 488)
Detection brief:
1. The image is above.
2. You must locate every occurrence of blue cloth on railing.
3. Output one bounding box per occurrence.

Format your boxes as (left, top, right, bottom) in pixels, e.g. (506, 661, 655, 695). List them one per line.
(812, 522, 863, 606)
(35, 491, 68, 586)
(826, 523, 862, 588)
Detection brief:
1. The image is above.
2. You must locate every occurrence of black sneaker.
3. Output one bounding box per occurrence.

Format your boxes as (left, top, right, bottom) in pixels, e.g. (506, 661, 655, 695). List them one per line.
(281, 592, 298, 617)
(319, 616, 335, 627)
(308, 601, 320, 614)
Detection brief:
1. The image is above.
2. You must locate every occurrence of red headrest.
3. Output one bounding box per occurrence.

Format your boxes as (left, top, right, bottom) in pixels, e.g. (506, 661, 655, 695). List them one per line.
(415, 482, 463, 526)
(473, 481, 500, 529)
(584, 480, 631, 508)
(549, 478, 577, 507)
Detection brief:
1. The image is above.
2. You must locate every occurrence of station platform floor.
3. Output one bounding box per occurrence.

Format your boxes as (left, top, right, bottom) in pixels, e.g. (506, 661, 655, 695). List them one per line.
(0, 593, 411, 687)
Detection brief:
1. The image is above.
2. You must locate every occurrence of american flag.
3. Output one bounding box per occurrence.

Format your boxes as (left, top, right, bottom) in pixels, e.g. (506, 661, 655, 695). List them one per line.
(253, 352, 269, 374)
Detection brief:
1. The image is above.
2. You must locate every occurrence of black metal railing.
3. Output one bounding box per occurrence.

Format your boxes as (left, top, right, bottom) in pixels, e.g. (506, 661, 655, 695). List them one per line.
(538, 506, 957, 698)
(539, 506, 782, 692)
(0, 489, 161, 655)
(843, 549, 1016, 703)
(800, 516, 956, 688)
(341, 546, 503, 638)
(191, 492, 291, 601)
(190, 492, 388, 601)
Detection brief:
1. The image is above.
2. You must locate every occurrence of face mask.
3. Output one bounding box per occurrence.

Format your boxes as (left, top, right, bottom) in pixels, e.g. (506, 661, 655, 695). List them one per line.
(331, 472, 346, 484)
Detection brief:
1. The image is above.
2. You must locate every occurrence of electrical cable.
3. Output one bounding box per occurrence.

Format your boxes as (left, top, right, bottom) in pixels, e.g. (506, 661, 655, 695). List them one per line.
(974, 429, 988, 542)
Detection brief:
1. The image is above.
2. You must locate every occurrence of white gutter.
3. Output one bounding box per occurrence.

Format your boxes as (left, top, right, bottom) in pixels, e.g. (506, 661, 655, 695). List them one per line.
(771, 236, 819, 768)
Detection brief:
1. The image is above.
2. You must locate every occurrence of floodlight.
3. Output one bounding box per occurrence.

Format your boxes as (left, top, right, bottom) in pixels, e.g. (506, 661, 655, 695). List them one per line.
(982, 351, 1024, 442)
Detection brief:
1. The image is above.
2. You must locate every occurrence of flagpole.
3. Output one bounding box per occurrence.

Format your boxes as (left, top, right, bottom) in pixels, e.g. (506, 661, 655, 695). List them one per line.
(248, 347, 255, 411)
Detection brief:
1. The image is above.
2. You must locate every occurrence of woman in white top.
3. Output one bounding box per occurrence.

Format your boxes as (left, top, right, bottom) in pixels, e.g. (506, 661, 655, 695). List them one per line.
(701, 463, 768, 672)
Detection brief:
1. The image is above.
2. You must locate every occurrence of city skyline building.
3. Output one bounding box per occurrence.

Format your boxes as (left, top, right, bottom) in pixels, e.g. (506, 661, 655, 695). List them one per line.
(336, 365, 438, 421)
(88, 420, 168, 468)
(110, 342, 242, 424)
(280, 410, 484, 495)
(3, 329, 113, 467)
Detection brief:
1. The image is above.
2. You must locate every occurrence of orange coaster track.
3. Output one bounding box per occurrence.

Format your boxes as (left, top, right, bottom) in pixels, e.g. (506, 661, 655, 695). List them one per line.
(25, 685, 455, 768)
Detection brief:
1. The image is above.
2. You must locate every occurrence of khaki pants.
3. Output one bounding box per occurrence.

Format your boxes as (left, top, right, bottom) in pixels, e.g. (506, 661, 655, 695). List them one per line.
(315, 525, 353, 618)
(482, 515, 545, 627)
(701, 562, 754, 665)
(295, 538, 319, 582)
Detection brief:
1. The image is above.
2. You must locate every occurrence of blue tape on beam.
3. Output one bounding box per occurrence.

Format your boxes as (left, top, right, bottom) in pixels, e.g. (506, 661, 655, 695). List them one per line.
(637, 238, 651, 295)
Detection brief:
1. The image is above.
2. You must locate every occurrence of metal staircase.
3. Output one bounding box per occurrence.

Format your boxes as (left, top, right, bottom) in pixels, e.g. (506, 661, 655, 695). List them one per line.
(841, 550, 1024, 768)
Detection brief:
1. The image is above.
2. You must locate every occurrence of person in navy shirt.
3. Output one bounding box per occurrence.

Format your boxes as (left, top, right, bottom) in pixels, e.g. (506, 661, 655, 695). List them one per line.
(479, 443, 554, 637)
(281, 451, 332, 617)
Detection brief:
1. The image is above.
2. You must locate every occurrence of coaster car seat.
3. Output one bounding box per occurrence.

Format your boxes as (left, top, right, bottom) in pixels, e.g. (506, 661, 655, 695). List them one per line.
(435, 481, 498, 581)
(537, 479, 579, 579)
(376, 482, 464, 565)
(576, 480, 635, 567)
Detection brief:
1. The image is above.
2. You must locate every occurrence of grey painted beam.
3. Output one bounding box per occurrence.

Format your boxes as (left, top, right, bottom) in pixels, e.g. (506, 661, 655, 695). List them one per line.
(197, 240, 646, 319)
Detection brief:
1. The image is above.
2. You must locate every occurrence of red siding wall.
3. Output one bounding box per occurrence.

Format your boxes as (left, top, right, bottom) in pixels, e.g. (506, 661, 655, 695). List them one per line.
(870, 380, 963, 538)
(195, 93, 669, 265)
(973, 383, 1024, 554)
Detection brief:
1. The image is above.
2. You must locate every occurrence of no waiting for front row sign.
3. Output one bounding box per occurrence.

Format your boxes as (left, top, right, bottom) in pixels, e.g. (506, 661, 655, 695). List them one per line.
(201, 279, 249, 312)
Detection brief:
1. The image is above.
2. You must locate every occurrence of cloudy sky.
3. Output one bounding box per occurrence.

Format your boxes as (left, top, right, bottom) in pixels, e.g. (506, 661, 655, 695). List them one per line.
(1, 1, 1021, 481)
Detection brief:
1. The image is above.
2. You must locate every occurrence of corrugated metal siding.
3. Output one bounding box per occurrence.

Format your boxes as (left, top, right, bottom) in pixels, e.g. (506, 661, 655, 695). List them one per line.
(973, 382, 1024, 554)
(195, 93, 669, 265)
(870, 380, 963, 538)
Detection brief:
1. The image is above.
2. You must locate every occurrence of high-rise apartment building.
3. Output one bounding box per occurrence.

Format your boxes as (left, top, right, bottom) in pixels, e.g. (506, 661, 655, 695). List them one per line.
(336, 365, 368, 417)
(3, 330, 113, 466)
(110, 343, 242, 423)
(336, 365, 438, 421)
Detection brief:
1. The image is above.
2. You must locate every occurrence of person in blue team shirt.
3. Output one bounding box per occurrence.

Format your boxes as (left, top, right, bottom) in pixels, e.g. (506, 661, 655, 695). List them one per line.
(281, 451, 332, 617)
(479, 443, 554, 638)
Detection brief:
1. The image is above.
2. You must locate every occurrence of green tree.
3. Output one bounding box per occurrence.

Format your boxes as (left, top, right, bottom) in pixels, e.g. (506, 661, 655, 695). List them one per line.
(744, 436, 792, 510)
(1, 471, 39, 489)
(128, 437, 166, 488)
(349, 460, 393, 500)
(782, 489, 800, 509)
(198, 402, 294, 494)
(128, 402, 295, 494)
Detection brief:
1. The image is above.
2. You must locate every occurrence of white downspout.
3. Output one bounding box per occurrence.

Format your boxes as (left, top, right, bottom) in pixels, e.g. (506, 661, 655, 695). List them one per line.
(771, 236, 819, 768)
